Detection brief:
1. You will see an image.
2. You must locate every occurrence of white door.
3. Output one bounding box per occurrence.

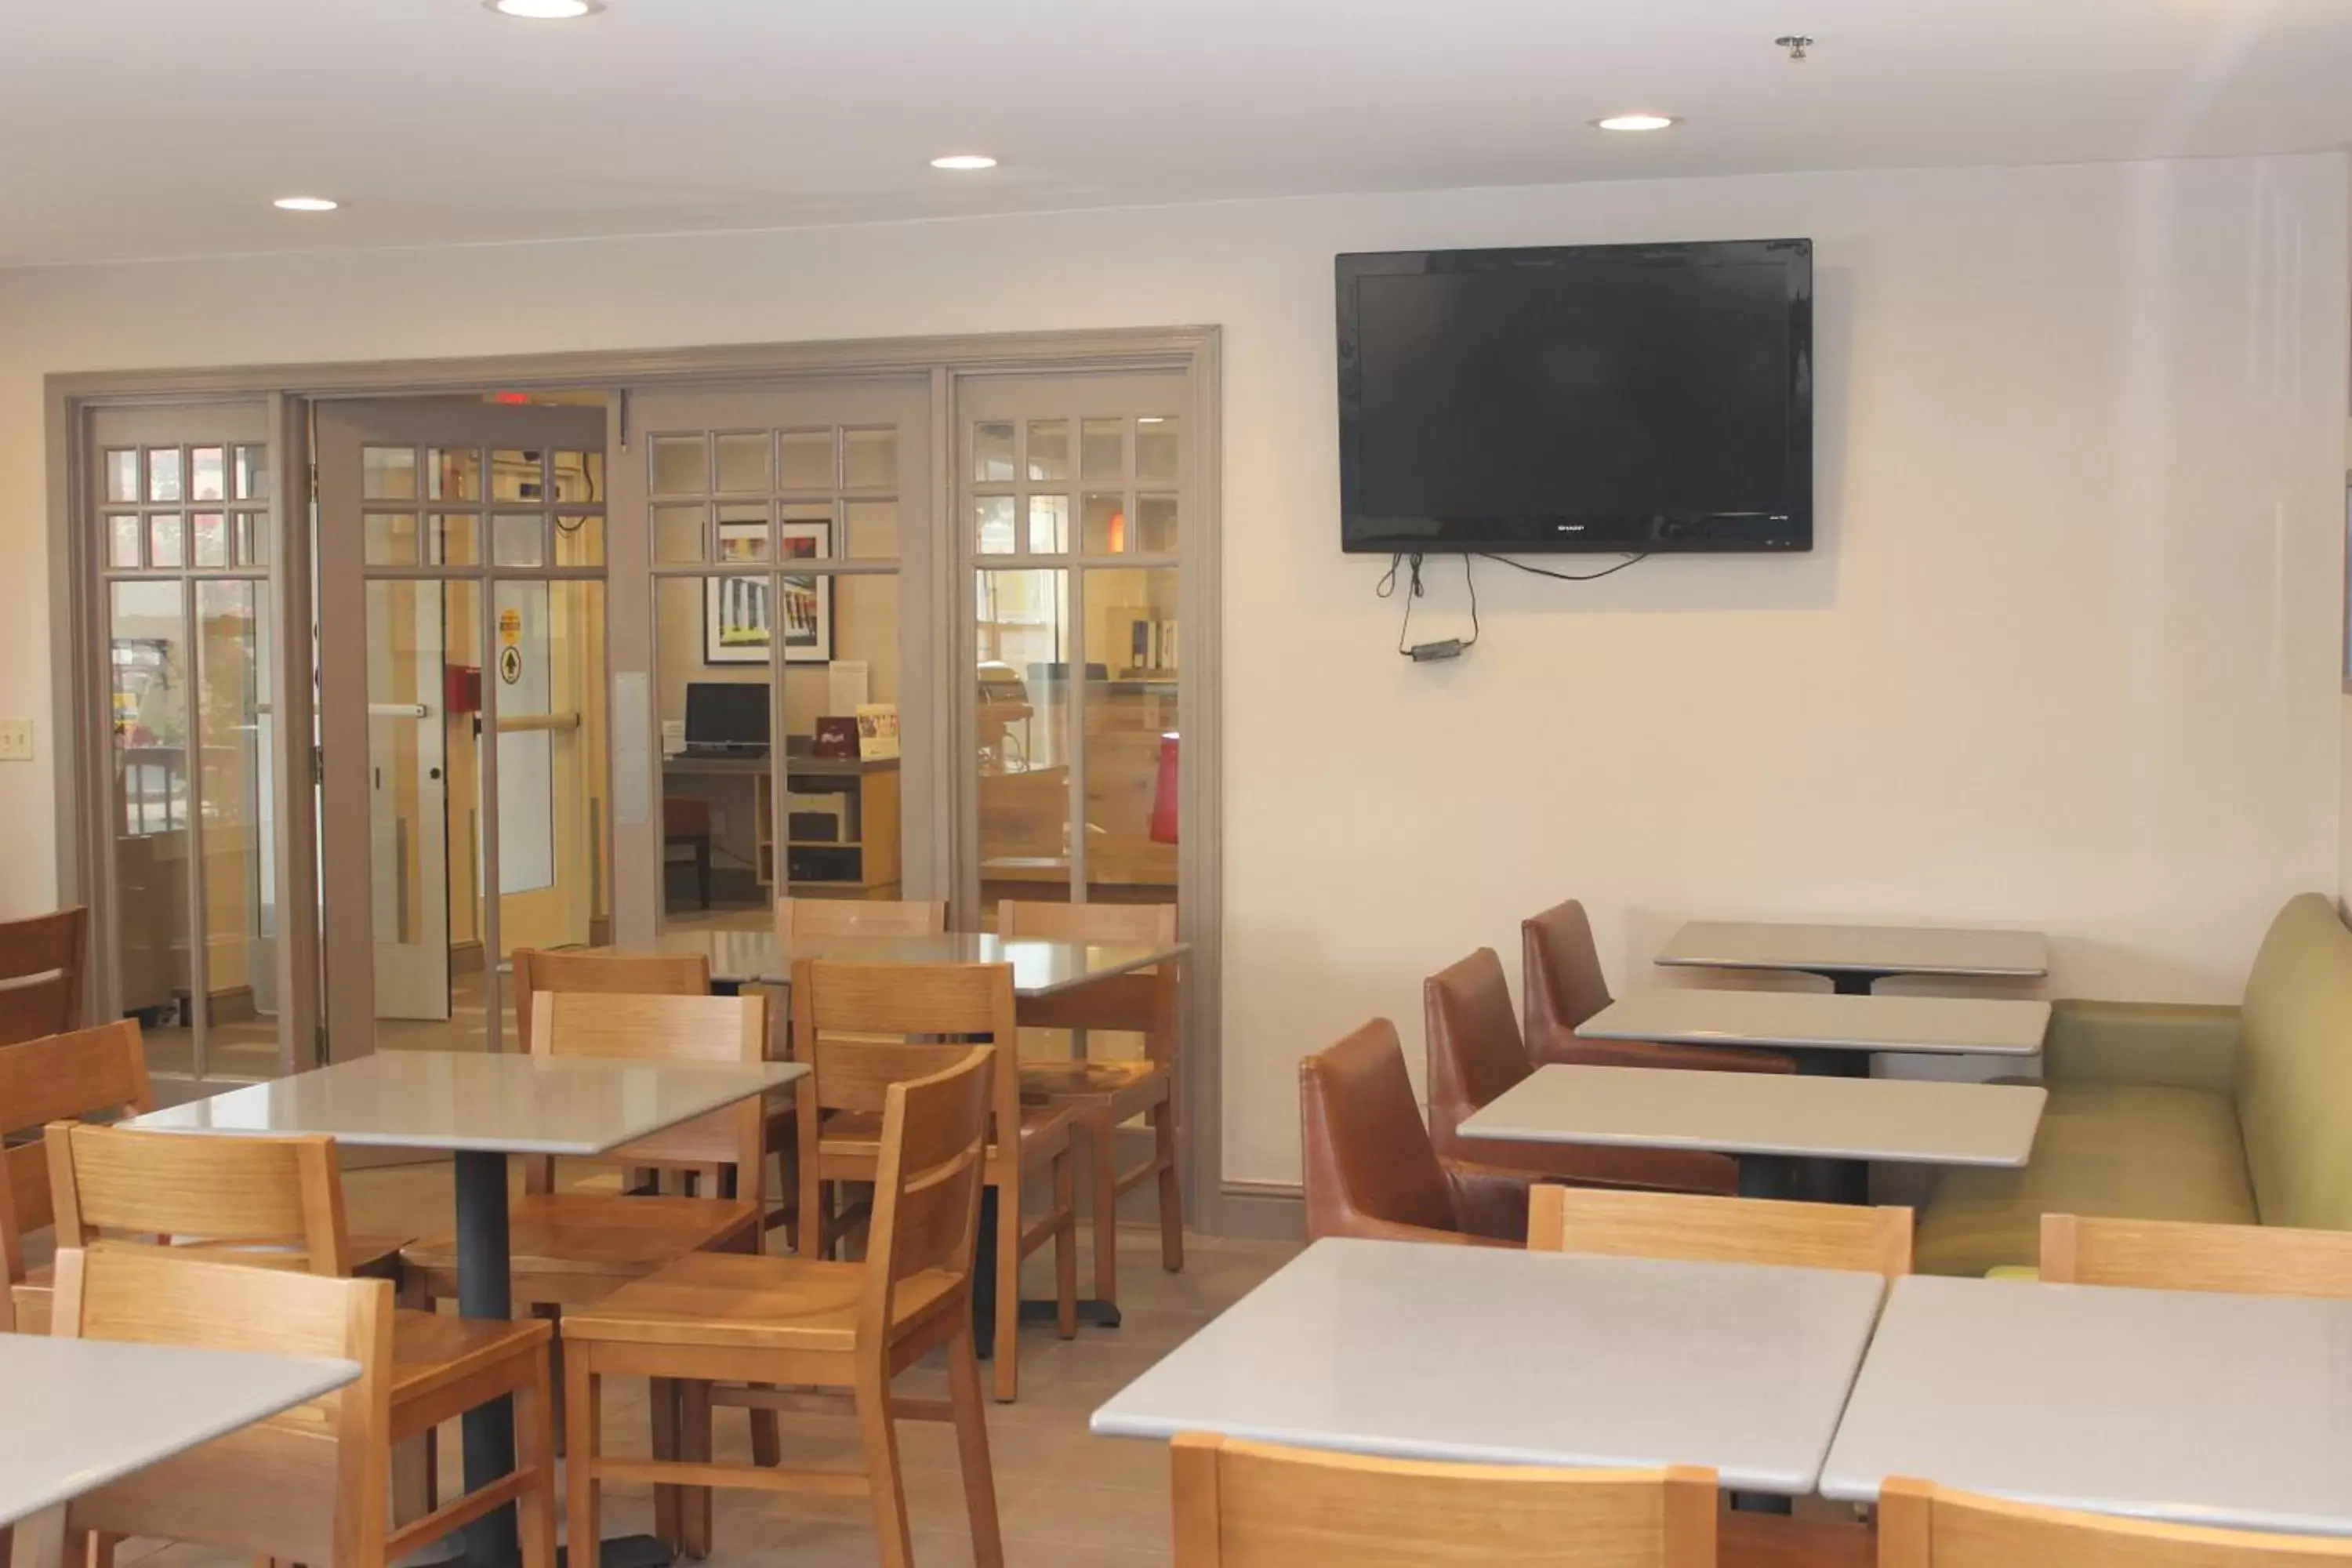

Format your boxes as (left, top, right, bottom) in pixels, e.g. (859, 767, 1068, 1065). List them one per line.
(317, 401, 609, 1058)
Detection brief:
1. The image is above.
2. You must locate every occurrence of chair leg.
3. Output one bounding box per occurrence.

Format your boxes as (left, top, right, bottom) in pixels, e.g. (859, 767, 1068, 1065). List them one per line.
(992, 1181, 1021, 1403)
(1053, 1147, 1077, 1340)
(649, 1376, 681, 1551)
(852, 1363, 913, 1568)
(514, 1345, 558, 1568)
(679, 1381, 714, 1562)
(563, 1347, 601, 1568)
(1152, 1097, 1185, 1273)
(946, 1316, 1005, 1568)
(750, 1401, 782, 1468)
(1088, 1119, 1120, 1310)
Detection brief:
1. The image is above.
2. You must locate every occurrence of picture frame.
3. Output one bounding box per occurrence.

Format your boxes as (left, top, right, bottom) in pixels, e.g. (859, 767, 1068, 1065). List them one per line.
(705, 517, 833, 663)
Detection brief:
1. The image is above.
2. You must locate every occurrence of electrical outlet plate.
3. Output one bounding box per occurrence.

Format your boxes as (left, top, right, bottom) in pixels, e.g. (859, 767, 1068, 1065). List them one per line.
(0, 720, 31, 762)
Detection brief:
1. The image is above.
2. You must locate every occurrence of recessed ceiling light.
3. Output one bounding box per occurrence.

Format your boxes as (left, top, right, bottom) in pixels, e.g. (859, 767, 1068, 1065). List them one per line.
(487, 0, 602, 18)
(272, 196, 339, 212)
(930, 154, 999, 172)
(1594, 114, 1678, 132)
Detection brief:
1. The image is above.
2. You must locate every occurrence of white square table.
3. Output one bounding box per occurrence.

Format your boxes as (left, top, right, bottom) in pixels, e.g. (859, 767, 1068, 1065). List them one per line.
(1655, 920, 2049, 995)
(132, 1051, 804, 1568)
(1, 1334, 359, 1529)
(1091, 1237, 1886, 1498)
(1822, 1274, 2352, 1537)
(1460, 1064, 2046, 1202)
(635, 927, 1185, 996)
(1578, 990, 2050, 1080)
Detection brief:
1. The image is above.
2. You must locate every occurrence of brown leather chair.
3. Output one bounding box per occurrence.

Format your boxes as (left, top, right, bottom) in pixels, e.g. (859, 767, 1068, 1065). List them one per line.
(1426, 947, 1738, 1196)
(1523, 899, 1796, 1075)
(1300, 1020, 1528, 1247)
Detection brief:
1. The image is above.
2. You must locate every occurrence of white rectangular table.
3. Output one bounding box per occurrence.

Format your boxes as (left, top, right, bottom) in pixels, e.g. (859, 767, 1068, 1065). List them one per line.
(1822, 1274, 2352, 1537)
(1656, 920, 2049, 994)
(133, 1051, 803, 1568)
(1580, 990, 2050, 1079)
(1461, 1064, 2046, 1202)
(1091, 1237, 1886, 1497)
(1, 1335, 359, 1529)
(630, 927, 1185, 996)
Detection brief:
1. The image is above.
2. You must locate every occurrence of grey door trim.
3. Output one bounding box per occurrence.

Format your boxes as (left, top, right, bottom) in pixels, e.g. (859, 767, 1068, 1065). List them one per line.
(45, 325, 1231, 1234)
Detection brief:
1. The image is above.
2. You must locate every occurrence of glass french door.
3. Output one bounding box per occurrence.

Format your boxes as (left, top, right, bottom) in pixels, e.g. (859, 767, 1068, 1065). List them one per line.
(607, 379, 937, 944)
(85, 405, 285, 1081)
(956, 373, 1191, 925)
(315, 401, 610, 1058)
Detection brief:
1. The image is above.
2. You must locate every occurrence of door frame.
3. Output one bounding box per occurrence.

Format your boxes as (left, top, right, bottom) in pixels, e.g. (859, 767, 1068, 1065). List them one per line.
(45, 325, 1232, 1232)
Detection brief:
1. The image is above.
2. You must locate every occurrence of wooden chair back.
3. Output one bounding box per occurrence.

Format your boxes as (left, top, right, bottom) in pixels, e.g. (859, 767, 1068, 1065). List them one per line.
(996, 898, 1176, 946)
(51, 1244, 394, 1568)
(996, 898, 1179, 1062)
(510, 947, 711, 1059)
(529, 989, 767, 1184)
(0, 906, 87, 1046)
(777, 897, 946, 938)
(859, 1047, 994, 1338)
(0, 1020, 153, 1312)
(1530, 1183, 1913, 1278)
(2040, 1213, 2352, 1298)
(1875, 1476, 2352, 1566)
(46, 1121, 353, 1275)
(792, 960, 1022, 1145)
(1171, 1432, 1717, 1567)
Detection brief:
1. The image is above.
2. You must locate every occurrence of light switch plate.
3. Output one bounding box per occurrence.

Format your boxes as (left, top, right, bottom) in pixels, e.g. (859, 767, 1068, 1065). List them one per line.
(0, 720, 31, 762)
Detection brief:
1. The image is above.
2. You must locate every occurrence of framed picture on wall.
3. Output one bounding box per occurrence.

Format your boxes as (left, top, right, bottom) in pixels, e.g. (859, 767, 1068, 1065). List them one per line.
(705, 517, 833, 663)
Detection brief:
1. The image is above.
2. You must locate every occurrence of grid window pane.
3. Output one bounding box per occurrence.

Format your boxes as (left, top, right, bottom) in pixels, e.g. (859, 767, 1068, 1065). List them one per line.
(716, 433, 770, 493)
(1029, 496, 1069, 554)
(654, 505, 706, 564)
(190, 447, 226, 503)
(844, 429, 896, 490)
(845, 499, 898, 559)
(107, 514, 142, 568)
(1082, 492, 1125, 554)
(429, 448, 481, 501)
(1027, 420, 1069, 482)
(779, 431, 833, 490)
(148, 448, 185, 503)
(1137, 494, 1179, 553)
(492, 513, 544, 567)
(551, 450, 602, 503)
(976, 496, 1016, 555)
(432, 514, 479, 566)
(361, 446, 414, 501)
(236, 513, 270, 567)
(365, 513, 420, 567)
(1137, 417, 1181, 483)
(554, 514, 604, 566)
(1081, 419, 1123, 481)
(147, 514, 186, 568)
(717, 503, 769, 563)
(191, 513, 230, 568)
(491, 450, 543, 503)
(652, 436, 705, 497)
(105, 450, 140, 503)
(975, 423, 1016, 483)
(233, 445, 268, 501)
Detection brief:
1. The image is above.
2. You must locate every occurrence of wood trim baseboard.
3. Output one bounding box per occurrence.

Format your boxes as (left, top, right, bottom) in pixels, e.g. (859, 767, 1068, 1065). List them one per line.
(1209, 1181, 1305, 1243)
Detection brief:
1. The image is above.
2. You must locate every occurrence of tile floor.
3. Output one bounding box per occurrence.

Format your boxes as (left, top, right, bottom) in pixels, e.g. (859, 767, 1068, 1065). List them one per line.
(111, 1156, 1298, 1568)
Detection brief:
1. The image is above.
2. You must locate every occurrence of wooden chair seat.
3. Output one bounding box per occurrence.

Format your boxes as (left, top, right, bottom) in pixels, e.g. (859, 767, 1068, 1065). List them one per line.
(562, 1250, 964, 1355)
(390, 1310, 554, 1430)
(401, 1194, 758, 1298)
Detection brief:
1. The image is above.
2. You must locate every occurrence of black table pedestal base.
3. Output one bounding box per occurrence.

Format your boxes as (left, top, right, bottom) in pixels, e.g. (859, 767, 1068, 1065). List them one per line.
(970, 1189, 1126, 1356)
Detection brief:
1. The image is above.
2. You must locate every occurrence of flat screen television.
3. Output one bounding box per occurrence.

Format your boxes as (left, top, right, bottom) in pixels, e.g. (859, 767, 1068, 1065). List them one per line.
(1336, 238, 1813, 554)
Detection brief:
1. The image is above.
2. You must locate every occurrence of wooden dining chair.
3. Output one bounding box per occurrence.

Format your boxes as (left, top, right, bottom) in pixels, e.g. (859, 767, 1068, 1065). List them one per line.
(792, 958, 1076, 1399)
(1171, 1432, 1719, 1566)
(402, 989, 768, 1312)
(1300, 1018, 1532, 1247)
(561, 1047, 1005, 1568)
(1523, 900, 1796, 1076)
(1, 1021, 151, 1332)
(2039, 1213, 2352, 1298)
(1529, 1183, 1914, 1278)
(45, 1121, 560, 1568)
(0, 906, 86, 1047)
(776, 895, 947, 937)
(45, 1246, 402, 1568)
(1875, 1477, 2352, 1565)
(1427, 947, 1740, 1196)
(997, 898, 1184, 1315)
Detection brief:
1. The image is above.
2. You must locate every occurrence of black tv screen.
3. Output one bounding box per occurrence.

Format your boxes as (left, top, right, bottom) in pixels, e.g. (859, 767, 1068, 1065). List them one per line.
(1336, 238, 1813, 554)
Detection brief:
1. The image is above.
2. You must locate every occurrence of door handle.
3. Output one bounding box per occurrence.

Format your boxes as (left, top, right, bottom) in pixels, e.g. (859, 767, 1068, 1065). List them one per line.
(429, 768, 443, 781)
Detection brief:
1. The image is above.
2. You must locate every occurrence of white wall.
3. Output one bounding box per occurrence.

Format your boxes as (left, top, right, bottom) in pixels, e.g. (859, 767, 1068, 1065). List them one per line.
(0, 154, 2344, 1186)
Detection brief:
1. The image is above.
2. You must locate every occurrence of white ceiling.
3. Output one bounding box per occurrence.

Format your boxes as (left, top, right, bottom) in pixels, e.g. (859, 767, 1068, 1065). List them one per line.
(2, 0, 2347, 268)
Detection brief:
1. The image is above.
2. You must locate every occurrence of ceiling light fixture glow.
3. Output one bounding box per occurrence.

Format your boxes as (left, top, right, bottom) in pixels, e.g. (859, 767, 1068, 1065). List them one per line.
(1594, 113, 1678, 132)
(272, 196, 339, 212)
(930, 154, 999, 171)
(488, 0, 602, 18)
